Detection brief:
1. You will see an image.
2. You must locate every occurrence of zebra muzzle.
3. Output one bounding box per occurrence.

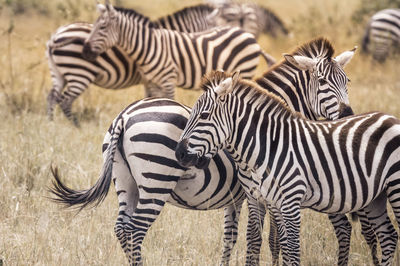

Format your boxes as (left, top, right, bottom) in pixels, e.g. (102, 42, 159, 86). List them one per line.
(175, 139, 199, 168)
(82, 42, 99, 61)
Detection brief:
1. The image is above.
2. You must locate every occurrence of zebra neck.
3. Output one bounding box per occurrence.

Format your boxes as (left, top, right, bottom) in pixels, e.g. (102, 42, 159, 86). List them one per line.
(117, 13, 156, 65)
(226, 87, 297, 174)
(256, 63, 318, 120)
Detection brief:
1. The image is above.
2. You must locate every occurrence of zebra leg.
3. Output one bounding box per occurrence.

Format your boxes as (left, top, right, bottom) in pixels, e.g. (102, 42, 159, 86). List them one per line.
(124, 184, 177, 265)
(327, 214, 352, 266)
(268, 207, 281, 266)
(112, 148, 140, 258)
(59, 90, 80, 127)
(144, 81, 176, 99)
(245, 197, 266, 266)
(220, 202, 243, 266)
(357, 211, 379, 266)
(366, 193, 397, 266)
(280, 200, 302, 266)
(47, 88, 62, 121)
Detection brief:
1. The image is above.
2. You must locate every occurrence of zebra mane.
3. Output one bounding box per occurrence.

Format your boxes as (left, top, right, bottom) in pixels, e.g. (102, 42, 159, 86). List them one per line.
(292, 37, 335, 59)
(114, 6, 154, 28)
(201, 71, 298, 118)
(257, 37, 335, 85)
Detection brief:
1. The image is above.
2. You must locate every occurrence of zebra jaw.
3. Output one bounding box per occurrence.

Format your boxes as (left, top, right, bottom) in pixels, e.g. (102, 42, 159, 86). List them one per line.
(175, 139, 211, 169)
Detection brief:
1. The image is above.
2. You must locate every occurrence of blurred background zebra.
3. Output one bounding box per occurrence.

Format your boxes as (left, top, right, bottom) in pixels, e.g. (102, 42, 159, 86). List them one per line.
(208, 0, 289, 39)
(46, 2, 280, 126)
(362, 8, 400, 62)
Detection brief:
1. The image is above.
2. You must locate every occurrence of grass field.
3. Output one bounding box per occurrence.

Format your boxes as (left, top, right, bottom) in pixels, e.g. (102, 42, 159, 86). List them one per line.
(1, 0, 400, 265)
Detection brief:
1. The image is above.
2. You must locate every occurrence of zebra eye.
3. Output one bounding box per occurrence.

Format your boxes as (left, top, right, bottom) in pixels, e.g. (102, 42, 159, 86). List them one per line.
(200, 112, 210, 120)
(318, 78, 328, 85)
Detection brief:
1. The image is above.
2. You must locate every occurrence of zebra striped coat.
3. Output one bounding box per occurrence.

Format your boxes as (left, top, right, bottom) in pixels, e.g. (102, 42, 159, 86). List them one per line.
(253, 37, 382, 266)
(362, 8, 400, 62)
(49, 97, 247, 265)
(49, 39, 360, 266)
(176, 71, 400, 266)
(46, 3, 274, 126)
(83, 4, 263, 99)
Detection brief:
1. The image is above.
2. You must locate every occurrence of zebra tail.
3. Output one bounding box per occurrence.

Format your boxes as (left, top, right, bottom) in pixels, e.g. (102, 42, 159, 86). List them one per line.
(260, 50, 276, 67)
(48, 117, 124, 211)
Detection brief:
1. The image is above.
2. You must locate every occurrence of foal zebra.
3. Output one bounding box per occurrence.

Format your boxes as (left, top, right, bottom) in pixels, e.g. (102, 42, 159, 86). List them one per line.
(47, 3, 273, 126)
(49, 97, 247, 265)
(176, 71, 400, 266)
(362, 8, 400, 62)
(82, 3, 264, 98)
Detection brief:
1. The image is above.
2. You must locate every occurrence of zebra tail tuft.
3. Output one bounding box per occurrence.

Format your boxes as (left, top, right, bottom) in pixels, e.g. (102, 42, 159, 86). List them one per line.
(48, 147, 114, 212)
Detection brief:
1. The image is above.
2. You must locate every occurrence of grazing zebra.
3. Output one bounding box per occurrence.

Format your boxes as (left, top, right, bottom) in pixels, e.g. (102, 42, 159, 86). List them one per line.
(82, 3, 265, 98)
(46, 3, 271, 126)
(49, 97, 248, 265)
(209, 1, 289, 39)
(175, 70, 400, 266)
(362, 8, 400, 62)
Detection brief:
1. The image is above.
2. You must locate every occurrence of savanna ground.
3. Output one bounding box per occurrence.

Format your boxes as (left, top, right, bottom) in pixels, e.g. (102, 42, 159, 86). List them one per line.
(1, 0, 400, 265)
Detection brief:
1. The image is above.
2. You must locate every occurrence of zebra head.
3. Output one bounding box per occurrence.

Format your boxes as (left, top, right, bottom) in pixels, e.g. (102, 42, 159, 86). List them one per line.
(176, 71, 238, 169)
(83, 2, 120, 61)
(284, 44, 356, 120)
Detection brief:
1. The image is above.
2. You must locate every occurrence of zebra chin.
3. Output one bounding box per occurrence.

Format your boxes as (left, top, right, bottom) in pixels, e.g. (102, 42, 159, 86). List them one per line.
(82, 43, 100, 61)
(338, 104, 354, 119)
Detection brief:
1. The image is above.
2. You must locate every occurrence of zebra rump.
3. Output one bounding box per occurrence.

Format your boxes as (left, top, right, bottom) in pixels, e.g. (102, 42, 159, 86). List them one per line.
(361, 8, 400, 62)
(49, 97, 252, 265)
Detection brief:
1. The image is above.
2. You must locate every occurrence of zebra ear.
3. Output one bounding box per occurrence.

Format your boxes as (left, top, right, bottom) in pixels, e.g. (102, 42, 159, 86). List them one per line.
(215, 77, 233, 96)
(97, 4, 106, 13)
(283, 54, 317, 71)
(334, 46, 357, 68)
(232, 71, 240, 84)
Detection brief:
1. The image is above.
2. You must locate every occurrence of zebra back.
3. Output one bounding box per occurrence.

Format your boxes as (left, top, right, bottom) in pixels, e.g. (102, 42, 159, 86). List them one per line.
(153, 4, 215, 32)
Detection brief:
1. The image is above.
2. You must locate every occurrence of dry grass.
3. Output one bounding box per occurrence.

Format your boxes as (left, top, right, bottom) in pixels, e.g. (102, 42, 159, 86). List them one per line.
(1, 0, 400, 265)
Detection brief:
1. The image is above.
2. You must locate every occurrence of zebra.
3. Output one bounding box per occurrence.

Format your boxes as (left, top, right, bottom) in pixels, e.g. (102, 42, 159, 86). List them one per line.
(174, 36, 393, 265)
(49, 97, 247, 265)
(252, 37, 382, 266)
(208, 1, 289, 39)
(49, 38, 363, 265)
(362, 8, 400, 62)
(46, 3, 272, 126)
(82, 3, 266, 98)
(175, 70, 400, 266)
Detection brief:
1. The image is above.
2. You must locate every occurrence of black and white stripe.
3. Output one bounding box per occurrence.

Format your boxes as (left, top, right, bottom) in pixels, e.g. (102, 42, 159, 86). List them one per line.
(362, 8, 400, 62)
(176, 70, 400, 266)
(49, 97, 246, 265)
(82, 3, 263, 98)
(46, 3, 274, 126)
(254, 37, 379, 266)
